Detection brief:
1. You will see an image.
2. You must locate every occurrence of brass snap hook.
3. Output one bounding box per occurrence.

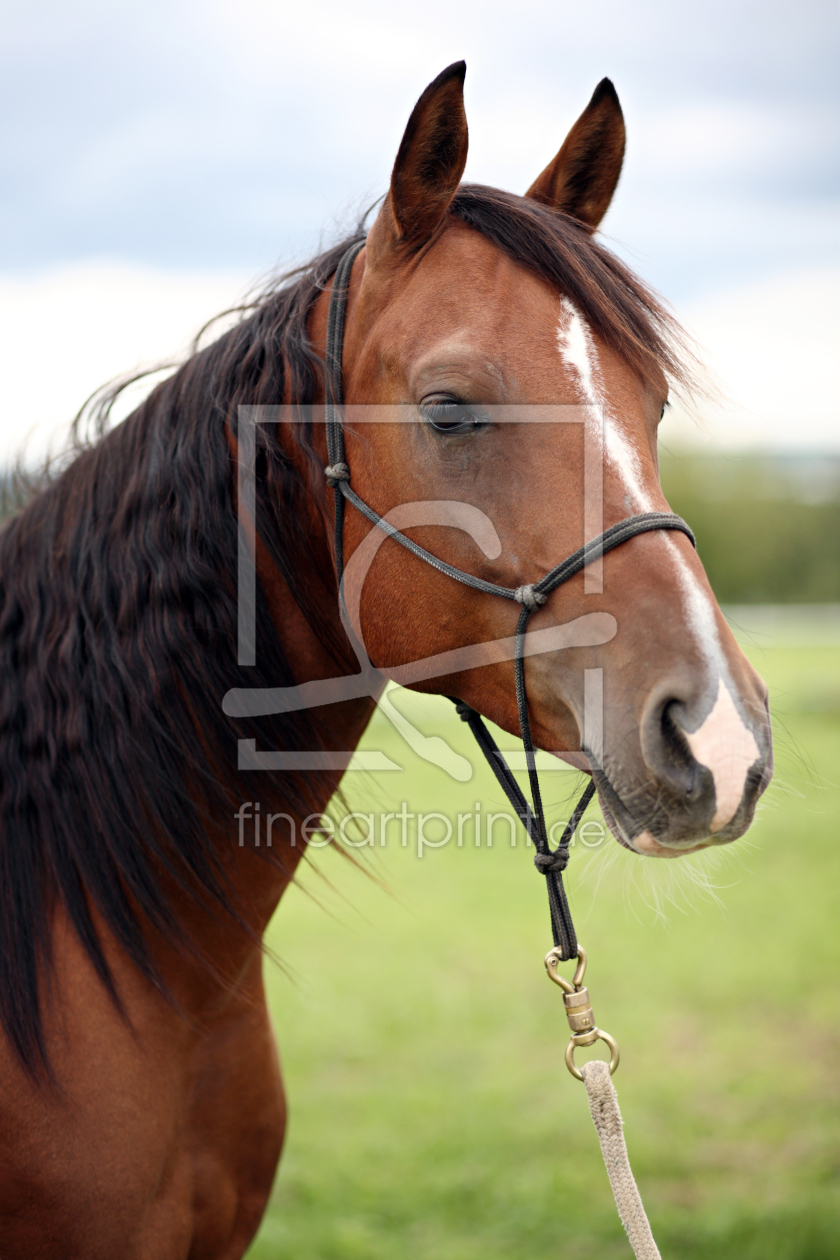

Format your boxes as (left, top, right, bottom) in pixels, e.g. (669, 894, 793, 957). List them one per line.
(544, 944, 620, 1081)
(544, 944, 587, 993)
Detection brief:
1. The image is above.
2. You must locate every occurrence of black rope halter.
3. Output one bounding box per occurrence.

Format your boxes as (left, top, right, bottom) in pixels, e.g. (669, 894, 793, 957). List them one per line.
(323, 239, 695, 959)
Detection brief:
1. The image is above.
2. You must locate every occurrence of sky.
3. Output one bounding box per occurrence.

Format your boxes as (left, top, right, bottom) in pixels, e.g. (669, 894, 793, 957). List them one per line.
(1, 0, 838, 461)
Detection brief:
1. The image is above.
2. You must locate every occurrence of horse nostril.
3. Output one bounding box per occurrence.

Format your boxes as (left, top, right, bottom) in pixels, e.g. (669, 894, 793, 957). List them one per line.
(639, 691, 718, 822)
(684, 774, 702, 803)
(657, 700, 700, 785)
(640, 679, 768, 838)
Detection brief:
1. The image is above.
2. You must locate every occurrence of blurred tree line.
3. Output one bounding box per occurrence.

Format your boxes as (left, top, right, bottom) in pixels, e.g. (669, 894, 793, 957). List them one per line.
(1, 453, 838, 604)
(660, 452, 840, 603)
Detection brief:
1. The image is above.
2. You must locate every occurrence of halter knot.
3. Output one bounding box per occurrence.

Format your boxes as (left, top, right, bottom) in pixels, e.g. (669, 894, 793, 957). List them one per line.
(533, 847, 569, 875)
(325, 462, 350, 486)
(514, 584, 547, 610)
(454, 701, 476, 722)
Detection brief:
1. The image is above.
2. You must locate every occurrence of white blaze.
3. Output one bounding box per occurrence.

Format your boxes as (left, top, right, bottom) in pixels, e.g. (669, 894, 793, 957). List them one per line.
(555, 296, 729, 673)
(557, 297, 601, 406)
(557, 297, 652, 513)
(556, 298, 760, 837)
(685, 680, 760, 831)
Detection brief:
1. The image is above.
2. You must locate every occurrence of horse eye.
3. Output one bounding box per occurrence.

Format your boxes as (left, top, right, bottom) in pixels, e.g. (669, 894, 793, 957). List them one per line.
(660, 400, 670, 421)
(421, 398, 484, 434)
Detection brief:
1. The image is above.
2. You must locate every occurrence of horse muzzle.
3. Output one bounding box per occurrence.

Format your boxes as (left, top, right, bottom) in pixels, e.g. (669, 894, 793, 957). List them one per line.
(590, 677, 773, 857)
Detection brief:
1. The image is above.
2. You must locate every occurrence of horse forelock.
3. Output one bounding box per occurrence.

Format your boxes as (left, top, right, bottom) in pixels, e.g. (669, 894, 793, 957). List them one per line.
(448, 185, 697, 396)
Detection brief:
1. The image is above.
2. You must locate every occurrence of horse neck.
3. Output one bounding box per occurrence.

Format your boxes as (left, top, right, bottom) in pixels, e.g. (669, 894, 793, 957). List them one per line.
(139, 454, 375, 1002)
(206, 355, 377, 945)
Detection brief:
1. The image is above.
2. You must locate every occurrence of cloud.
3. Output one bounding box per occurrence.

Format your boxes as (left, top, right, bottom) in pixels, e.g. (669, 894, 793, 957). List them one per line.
(0, 0, 836, 464)
(0, 260, 835, 471)
(661, 266, 840, 450)
(0, 0, 837, 301)
(0, 262, 251, 465)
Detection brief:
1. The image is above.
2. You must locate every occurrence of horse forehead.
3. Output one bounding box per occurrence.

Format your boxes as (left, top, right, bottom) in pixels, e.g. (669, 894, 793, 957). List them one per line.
(385, 225, 557, 334)
(358, 226, 661, 403)
(363, 272, 561, 398)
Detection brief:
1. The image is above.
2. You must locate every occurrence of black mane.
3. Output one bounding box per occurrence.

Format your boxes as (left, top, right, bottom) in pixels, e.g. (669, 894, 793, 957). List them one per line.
(0, 188, 690, 1075)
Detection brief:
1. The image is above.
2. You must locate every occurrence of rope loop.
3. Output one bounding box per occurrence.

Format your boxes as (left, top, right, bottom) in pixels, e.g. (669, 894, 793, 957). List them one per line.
(325, 462, 350, 486)
(534, 848, 569, 875)
(514, 584, 547, 610)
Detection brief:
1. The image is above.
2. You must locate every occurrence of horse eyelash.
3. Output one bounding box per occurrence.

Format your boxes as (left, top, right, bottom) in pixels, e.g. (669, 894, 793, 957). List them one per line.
(422, 399, 487, 433)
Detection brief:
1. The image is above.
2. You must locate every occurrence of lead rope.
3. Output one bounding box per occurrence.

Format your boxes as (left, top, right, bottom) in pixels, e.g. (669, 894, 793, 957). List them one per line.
(582, 1061, 662, 1260)
(323, 240, 681, 1257)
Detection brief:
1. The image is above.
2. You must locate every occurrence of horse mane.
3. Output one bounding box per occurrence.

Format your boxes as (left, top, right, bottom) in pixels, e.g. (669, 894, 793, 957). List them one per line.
(0, 187, 691, 1076)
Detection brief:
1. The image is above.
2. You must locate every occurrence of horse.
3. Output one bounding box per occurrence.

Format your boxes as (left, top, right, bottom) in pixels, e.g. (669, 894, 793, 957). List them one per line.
(0, 62, 772, 1258)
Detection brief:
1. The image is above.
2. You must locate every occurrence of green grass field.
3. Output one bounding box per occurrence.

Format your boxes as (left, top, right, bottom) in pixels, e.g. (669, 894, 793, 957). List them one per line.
(246, 634, 840, 1259)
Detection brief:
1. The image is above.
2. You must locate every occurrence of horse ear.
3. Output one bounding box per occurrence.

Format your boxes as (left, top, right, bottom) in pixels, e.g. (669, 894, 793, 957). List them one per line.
(525, 79, 625, 229)
(372, 62, 469, 254)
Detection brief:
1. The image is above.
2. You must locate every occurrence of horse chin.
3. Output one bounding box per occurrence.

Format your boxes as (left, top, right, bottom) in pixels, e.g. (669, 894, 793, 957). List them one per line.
(604, 812, 721, 859)
(591, 764, 739, 860)
(628, 830, 716, 859)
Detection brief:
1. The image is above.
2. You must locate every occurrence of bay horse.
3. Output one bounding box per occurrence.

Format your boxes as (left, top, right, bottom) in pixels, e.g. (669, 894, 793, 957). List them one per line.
(0, 63, 772, 1257)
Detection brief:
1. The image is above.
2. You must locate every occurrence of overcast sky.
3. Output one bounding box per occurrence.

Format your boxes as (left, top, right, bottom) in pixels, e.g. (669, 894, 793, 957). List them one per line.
(1, 0, 838, 459)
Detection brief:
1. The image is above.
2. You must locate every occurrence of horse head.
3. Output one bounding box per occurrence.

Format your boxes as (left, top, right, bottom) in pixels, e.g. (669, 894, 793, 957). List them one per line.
(312, 62, 772, 856)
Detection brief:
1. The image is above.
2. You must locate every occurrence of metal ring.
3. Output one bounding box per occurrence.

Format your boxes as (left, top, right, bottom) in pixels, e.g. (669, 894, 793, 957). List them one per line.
(564, 1028, 620, 1081)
